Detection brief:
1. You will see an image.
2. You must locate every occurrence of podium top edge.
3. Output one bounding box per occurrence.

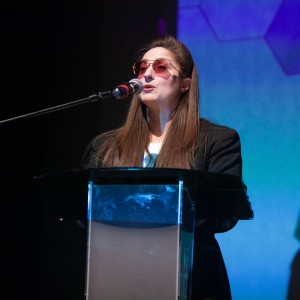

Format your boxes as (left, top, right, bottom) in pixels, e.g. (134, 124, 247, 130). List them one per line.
(33, 167, 245, 189)
(33, 167, 241, 180)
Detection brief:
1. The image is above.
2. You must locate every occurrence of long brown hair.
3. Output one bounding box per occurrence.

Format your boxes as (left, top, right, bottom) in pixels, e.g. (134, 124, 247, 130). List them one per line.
(86, 35, 200, 169)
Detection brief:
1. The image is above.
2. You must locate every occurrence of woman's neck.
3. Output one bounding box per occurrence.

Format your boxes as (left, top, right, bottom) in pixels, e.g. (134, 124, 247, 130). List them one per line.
(150, 134, 165, 143)
(147, 110, 172, 143)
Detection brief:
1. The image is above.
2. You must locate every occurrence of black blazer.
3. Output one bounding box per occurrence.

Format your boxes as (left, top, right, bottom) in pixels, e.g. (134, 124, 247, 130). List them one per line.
(192, 120, 243, 299)
(195, 119, 242, 177)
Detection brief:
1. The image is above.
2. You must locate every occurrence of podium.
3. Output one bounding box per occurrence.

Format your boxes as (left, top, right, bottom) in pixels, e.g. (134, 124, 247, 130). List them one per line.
(34, 168, 253, 300)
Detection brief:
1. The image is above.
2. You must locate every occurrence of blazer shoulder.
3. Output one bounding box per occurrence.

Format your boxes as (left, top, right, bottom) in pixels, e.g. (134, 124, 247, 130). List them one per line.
(200, 118, 240, 138)
(82, 129, 118, 168)
(198, 118, 242, 177)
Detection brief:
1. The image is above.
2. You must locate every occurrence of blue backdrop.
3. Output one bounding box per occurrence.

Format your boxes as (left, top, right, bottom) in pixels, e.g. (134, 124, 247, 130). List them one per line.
(177, 0, 300, 299)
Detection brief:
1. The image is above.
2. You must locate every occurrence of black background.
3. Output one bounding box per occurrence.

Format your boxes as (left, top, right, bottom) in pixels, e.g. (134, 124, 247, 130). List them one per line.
(1, 1, 177, 299)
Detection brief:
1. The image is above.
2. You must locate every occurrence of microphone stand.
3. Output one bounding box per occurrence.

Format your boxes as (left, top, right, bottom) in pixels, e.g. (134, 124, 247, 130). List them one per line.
(0, 90, 112, 125)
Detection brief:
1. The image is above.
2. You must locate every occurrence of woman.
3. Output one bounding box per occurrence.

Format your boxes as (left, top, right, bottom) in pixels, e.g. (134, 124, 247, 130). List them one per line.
(84, 35, 243, 299)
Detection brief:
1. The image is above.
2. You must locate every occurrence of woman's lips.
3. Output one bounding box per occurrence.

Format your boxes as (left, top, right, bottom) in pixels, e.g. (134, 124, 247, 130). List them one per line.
(143, 84, 155, 91)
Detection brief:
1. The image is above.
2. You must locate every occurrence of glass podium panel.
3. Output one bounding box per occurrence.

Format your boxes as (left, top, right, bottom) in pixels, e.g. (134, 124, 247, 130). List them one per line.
(85, 181, 194, 300)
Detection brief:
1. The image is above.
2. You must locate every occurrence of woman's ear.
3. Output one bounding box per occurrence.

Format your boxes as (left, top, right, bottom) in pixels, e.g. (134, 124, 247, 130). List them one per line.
(180, 78, 191, 93)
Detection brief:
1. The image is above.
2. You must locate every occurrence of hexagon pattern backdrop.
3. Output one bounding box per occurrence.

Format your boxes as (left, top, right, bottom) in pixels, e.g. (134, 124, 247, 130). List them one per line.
(177, 0, 300, 299)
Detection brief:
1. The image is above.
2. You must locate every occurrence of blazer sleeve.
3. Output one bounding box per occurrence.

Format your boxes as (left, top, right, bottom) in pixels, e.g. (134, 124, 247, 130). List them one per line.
(199, 124, 244, 233)
(206, 126, 242, 177)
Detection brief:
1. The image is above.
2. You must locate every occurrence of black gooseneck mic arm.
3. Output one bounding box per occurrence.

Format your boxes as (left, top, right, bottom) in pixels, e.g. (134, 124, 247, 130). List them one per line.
(0, 78, 143, 125)
(0, 90, 112, 125)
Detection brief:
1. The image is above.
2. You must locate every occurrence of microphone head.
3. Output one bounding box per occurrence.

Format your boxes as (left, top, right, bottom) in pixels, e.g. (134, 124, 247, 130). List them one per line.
(129, 78, 143, 94)
(111, 78, 144, 99)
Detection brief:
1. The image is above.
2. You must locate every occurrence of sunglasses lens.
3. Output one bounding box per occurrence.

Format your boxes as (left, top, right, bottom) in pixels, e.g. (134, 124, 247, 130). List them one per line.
(133, 59, 171, 77)
(133, 61, 147, 76)
(139, 61, 148, 75)
(153, 59, 169, 73)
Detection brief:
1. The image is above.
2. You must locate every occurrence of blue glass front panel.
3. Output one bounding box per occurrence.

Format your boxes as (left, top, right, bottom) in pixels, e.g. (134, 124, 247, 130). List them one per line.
(88, 182, 183, 226)
(86, 179, 194, 299)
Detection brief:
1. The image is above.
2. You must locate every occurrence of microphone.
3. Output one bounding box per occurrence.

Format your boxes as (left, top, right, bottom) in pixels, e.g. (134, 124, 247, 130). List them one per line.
(111, 78, 143, 99)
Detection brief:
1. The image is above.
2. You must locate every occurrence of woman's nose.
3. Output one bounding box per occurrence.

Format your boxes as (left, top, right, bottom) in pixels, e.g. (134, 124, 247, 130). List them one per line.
(143, 64, 154, 78)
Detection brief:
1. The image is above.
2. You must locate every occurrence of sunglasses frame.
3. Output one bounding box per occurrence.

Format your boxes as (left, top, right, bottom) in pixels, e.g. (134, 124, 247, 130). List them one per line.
(132, 58, 183, 78)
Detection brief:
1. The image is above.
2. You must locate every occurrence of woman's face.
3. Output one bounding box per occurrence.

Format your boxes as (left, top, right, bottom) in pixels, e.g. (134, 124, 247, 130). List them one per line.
(137, 47, 184, 113)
